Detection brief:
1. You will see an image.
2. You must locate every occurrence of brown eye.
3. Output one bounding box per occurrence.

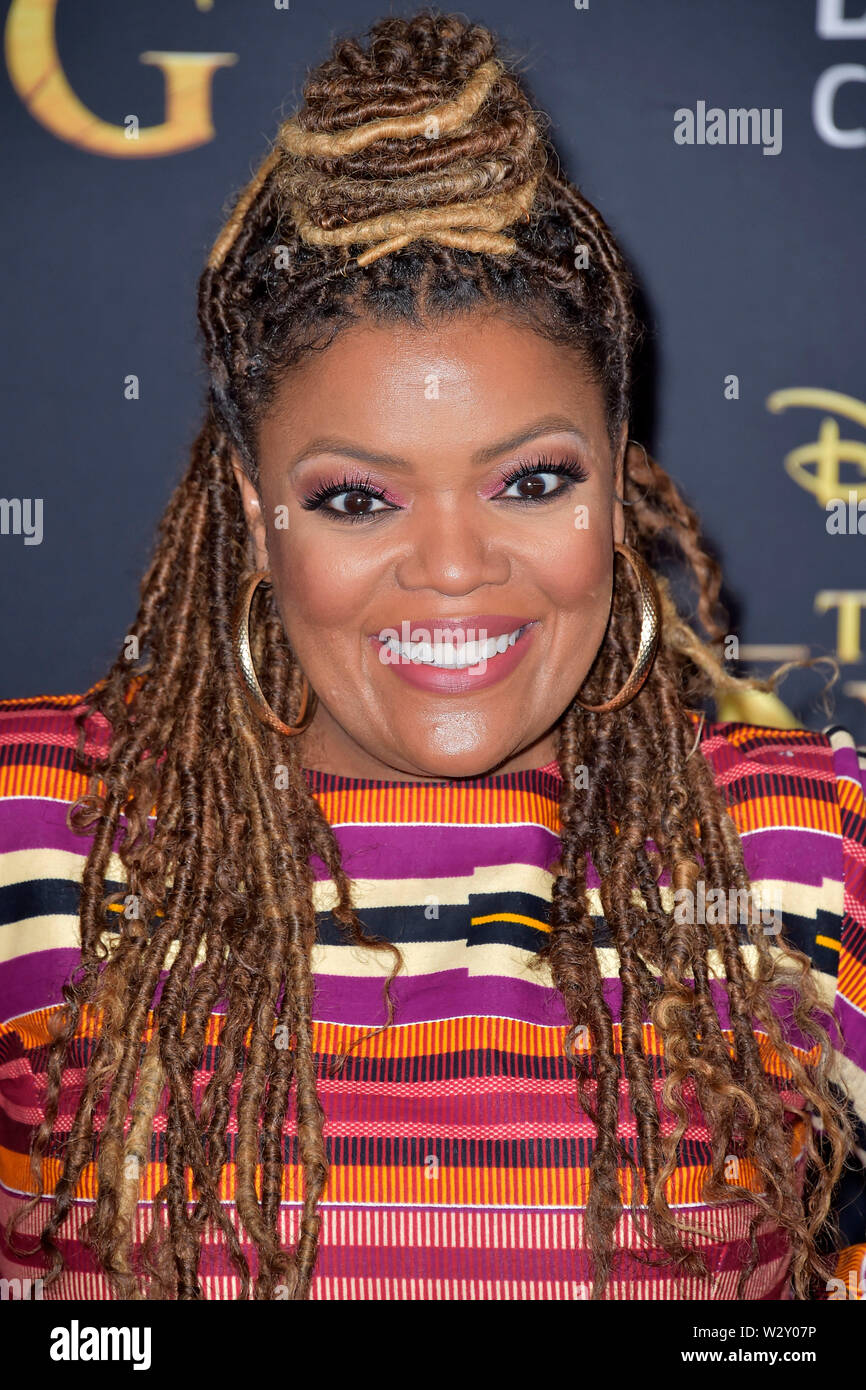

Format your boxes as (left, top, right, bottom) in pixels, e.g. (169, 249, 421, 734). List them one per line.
(500, 470, 572, 501)
(341, 491, 376, 514)
(300, 475, 394, 522)
(497, 455, 589, 503)
(514, 474, 549, 498)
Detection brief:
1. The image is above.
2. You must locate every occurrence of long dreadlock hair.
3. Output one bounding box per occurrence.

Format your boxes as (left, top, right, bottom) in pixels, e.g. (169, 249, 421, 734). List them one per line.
(12, 10, 854, 1300)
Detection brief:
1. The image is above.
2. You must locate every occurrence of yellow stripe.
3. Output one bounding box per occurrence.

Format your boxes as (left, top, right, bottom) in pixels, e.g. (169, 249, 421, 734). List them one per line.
(469, 911, 550, 933)
(815, 934, 841, 952)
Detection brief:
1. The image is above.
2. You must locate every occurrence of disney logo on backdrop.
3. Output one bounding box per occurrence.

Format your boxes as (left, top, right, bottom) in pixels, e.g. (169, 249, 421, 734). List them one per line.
(765, 386, 866, 704)
(767, 388, 866, 516)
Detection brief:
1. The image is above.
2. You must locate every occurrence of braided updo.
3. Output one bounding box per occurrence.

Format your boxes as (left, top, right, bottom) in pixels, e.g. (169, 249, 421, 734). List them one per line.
(202, 11, 640, 476)
(19, 11, 853, 1301)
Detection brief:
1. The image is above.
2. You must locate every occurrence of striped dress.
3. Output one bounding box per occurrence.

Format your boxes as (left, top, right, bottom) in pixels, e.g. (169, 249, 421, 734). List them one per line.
(1, 692, 865, 1300)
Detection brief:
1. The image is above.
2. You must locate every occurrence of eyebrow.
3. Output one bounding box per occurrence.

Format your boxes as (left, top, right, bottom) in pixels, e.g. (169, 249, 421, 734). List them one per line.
(286, 414, 590, 475)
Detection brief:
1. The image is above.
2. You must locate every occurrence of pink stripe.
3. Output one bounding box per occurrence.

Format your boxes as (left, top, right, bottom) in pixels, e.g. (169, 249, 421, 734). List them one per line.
(0, 1188, 793, 1299)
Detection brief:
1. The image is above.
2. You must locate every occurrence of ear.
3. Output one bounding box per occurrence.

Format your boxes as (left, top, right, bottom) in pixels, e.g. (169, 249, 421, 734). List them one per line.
(231, 452, 270, 572)
(612, 420, 628, 546)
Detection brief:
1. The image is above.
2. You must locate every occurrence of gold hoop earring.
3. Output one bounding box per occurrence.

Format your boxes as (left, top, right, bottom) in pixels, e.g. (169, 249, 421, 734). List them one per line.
(577, 544, 661, 713)
(231, 571, 318, 736)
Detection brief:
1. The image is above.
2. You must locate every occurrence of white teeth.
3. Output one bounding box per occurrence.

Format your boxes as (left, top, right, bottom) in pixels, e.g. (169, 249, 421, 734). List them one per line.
(380, 624, 528, 668)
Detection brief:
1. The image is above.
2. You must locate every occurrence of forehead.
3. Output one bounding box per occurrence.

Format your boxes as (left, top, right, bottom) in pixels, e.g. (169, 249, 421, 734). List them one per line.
(257, 312, 610, 459)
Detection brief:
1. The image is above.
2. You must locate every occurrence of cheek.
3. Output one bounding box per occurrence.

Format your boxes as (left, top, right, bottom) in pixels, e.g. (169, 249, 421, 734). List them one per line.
(266, 521, 379, 633)
(529, 510, 613, 621)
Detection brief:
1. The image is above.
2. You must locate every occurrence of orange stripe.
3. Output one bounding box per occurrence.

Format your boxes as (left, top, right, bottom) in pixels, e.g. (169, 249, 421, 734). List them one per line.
(309, 781, 561, 831)
(1, 1005, 821, 1076)
(0, 763, 93, 803)
(0, 1148, 776, 1208)
(728, 793, 839, 836)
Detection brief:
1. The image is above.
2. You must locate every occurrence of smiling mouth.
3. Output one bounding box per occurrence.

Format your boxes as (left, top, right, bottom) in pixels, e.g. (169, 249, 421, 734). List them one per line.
(376, 621, 536, 669)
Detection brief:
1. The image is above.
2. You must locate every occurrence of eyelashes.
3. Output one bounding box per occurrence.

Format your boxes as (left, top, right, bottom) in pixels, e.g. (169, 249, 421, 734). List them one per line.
(299, 453, 590, 524)
(300, 470, 386, 520)
(500, 455, 590, 497)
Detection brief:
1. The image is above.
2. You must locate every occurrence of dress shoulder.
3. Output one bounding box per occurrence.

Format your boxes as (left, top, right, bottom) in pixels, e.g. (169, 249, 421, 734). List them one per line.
(0, 688, 111, 808)
(697, 718, 866, 973)
(0, 690, 115, 1022)
(702, 717, 866, 1128)
(699, 717, 866, 1007)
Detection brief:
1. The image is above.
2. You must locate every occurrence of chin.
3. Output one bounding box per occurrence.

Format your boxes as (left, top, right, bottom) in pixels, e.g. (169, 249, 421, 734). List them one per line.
(398, 747, 514, 780)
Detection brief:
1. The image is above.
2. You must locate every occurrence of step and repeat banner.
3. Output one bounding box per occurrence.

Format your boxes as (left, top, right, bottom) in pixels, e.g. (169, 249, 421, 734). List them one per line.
(1, 0, 864, 740)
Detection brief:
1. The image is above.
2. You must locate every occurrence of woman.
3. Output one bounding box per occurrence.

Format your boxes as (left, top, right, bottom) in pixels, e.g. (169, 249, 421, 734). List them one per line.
(1, 11, 864, 1302)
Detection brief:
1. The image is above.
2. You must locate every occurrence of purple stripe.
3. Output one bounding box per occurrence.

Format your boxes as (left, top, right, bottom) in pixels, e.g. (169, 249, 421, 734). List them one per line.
(0, 947, 78, 1023)
(830, 742, 866, 787)
(2, 795, 846, 895)
(738, 827, 843, 887)
(0, 797, 117, 858)
(1, 945, 842, 1057)
(747, 980, 836, 1053)
(312, 967, 569, 1027)
(308, 967, 835, 1049)
(318, 821, 844, 893)
(315, 821, 561, 880)
(835, 992, 866, 1071)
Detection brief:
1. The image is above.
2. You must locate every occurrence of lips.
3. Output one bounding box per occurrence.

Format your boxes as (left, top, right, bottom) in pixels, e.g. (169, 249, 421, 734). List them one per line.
(369, 616, 539, 695)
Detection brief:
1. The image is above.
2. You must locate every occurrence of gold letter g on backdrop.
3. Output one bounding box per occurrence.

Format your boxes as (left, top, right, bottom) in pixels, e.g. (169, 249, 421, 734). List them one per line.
(4, 0, 237, 157)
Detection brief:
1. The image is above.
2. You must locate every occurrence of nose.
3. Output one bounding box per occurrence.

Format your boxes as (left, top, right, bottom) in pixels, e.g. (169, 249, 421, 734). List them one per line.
(393, 498, 511, 595)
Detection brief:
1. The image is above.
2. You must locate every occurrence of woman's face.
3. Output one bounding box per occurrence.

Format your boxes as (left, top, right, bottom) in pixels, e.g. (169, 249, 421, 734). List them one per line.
(233, 310, 626, 781)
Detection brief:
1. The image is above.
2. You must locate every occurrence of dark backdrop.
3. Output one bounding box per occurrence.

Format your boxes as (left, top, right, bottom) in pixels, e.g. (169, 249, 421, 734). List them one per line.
(1, 0, 864, 741)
